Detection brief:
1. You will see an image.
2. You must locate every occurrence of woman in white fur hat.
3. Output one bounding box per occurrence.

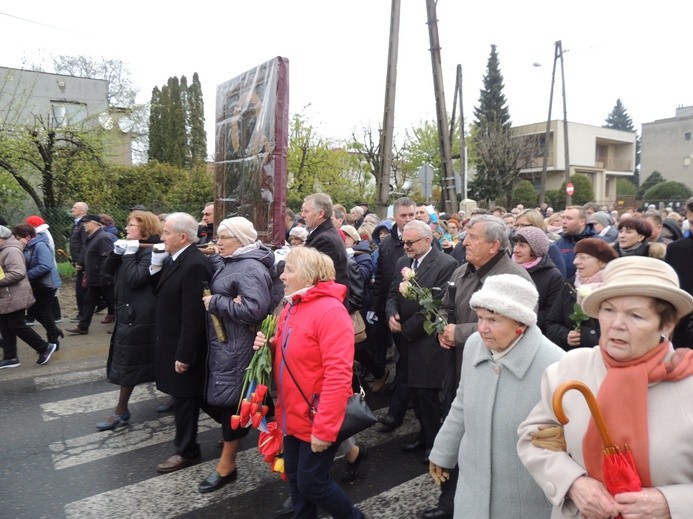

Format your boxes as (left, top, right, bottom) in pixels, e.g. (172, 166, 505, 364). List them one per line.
(427, 274, 565, 518)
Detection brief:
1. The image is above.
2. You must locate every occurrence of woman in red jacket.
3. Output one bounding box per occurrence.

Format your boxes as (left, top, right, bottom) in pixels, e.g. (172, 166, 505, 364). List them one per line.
(255, 246, 363, 519)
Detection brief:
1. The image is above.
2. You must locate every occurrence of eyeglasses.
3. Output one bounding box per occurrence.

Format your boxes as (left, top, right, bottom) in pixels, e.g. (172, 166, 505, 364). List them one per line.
(402, 237, 425, 247)
(216, 234, 236, 241)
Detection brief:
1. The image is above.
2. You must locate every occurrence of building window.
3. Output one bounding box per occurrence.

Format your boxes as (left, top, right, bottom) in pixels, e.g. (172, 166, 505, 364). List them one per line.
(51, 101, 87, 128)
(685, 132, 691, 141)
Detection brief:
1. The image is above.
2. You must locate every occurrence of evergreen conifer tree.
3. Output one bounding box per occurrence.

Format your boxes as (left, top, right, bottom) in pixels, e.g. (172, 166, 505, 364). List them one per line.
(188, 73, 207, 166)
(604, 99, 640, 184)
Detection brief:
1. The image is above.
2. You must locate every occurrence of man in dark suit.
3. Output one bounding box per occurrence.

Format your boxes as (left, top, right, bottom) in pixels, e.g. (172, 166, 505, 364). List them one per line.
(386, 220, 458, 462)
(68, 201, 88, 320)
(302, 193, 348, 287)
(150, 212, 213, 473)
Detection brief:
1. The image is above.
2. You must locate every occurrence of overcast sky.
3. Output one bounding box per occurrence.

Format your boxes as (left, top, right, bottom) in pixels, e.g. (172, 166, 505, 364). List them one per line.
(3, 1, 692, 158)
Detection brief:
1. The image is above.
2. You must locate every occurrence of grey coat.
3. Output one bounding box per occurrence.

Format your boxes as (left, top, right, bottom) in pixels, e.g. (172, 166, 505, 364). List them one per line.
(429, 326, 564, 519)
(204, 244, 274, 407)
(0, 237, 35, 314)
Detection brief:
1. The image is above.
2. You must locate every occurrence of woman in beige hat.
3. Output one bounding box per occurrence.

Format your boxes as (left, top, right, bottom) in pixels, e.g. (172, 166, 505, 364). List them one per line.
(518, 256, 693, 519)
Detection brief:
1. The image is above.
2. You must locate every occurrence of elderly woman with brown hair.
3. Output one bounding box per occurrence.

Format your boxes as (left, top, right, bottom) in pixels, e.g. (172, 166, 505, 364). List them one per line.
(253, 246, 362, 519)
(545, 238, 618, 351)
(518, 256, 693, 519)
(94, 210, 162, 430)
(613, 217, 653, 257)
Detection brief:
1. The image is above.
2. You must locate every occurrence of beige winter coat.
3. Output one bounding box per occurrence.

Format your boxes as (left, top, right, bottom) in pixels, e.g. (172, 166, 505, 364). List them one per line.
(0, 236, 35, 314)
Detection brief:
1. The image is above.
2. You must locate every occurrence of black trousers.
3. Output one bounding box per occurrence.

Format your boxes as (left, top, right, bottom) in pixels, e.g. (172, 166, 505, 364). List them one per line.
(27, 287, 61, 342)
(78, 285, 115, 330)
(172, 395, 203, 459)
(0, 309, 49, 359)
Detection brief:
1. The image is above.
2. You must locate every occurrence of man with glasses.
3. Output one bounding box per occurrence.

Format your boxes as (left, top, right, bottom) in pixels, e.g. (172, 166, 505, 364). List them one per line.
(197, 202, 215, 245)
(385, 220, 457, 462)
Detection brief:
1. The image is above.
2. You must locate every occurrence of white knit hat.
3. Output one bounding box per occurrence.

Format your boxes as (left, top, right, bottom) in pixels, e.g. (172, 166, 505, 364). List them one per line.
(218, 217, 257, 246)
(469, 274, 538, 327)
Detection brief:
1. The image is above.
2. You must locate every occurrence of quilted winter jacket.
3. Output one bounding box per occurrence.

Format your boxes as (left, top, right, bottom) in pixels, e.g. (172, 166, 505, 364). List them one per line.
(204, 244, 274, 407)
(272, 280, 354, 443)
(0, 237, 35, 314)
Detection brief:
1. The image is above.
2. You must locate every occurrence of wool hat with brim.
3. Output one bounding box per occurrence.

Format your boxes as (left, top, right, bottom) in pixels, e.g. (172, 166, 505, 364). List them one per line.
(81, 214, 103, 224)
(582, 256, 693, 319)
(469, 273, 538, 327)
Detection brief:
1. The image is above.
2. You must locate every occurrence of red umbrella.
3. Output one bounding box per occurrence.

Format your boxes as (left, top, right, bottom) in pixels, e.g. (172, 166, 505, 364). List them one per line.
(553, 381, 642, 496)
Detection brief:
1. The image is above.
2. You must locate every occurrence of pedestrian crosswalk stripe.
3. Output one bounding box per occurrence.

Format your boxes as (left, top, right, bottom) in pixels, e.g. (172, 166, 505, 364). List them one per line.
(357, 474, 439, 517)
(34, 368, 105, 391)
(40, 383, 165, 421)
(50, 415, 218, 470)
(63, 409, 419, 518)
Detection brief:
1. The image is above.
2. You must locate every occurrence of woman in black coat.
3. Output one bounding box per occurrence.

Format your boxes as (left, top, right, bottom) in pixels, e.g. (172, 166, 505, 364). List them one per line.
(95, 211, 162, 431)
(511, 227, 563, 334)
(544, 237, 618, 351)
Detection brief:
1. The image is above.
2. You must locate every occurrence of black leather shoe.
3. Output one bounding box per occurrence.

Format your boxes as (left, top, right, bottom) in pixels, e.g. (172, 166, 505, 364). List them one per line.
(402, 439, 427, 452)
(274, 496, 293, 517)
(421, 507, 453, 519)
(378, 413, 402, 432)
(198, 469, 237, 493)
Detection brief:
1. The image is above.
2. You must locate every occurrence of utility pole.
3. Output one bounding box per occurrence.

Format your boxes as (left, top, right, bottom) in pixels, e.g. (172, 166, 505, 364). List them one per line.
(449, 64, 467, 201)
(425, 0, 457, 213)
(539, 40, 570, 207)
(377, 0, 401, 219)
(558, 41, 571, 207)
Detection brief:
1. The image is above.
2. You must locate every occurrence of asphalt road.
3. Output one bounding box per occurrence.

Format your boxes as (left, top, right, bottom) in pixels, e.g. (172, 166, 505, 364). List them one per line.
(0, 307, 441, 519)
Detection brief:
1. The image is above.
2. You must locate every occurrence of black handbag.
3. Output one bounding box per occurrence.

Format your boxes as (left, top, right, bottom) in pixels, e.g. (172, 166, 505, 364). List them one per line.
(283, 356, 377, 443)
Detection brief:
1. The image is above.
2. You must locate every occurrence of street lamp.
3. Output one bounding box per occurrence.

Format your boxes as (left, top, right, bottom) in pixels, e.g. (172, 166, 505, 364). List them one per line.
(537, 40, 571, 207)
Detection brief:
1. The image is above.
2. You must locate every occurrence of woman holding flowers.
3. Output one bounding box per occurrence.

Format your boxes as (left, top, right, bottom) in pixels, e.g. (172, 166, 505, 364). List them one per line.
(545, 238, 617, 351)
(254, 246, 363, 519)
(199, 217, 274, 493)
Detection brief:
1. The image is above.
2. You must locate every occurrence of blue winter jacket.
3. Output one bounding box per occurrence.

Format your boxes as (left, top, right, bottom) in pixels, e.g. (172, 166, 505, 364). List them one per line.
(24, 232, 62, 289)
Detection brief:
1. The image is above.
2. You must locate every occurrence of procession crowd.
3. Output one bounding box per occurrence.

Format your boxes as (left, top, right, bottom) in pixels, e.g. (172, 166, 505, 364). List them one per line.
(1, 193, 692, 519)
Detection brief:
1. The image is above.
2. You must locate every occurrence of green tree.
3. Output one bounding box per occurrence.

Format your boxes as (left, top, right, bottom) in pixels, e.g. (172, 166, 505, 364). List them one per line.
(403, 119, 462, 208)
(557, 174, 594, 208)
(0, 116, 106, 212)
(148, 74, 206, 168)
(287, 113, 365, 208)
(643, 181, 692, 203)
(637, 170, 666, 199)
(188, 73, 207, 165)
(148, 87, 164, 163)
(513, 180, 538, 207)
(604, 99, 640, 184)
(616, 178, 637, 196)
(469, 44, 520, 206)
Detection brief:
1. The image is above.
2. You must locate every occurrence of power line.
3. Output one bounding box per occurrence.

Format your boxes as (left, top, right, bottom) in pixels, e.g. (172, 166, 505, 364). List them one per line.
(0, 11, 86, 36)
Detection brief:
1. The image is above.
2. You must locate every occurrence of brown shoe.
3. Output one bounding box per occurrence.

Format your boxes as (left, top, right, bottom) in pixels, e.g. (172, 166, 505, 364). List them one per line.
(156, 454, 201, 473)
(370, 369, 389, 393)
(101, 314, 115, 324)
(66, 326, 88, 335)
